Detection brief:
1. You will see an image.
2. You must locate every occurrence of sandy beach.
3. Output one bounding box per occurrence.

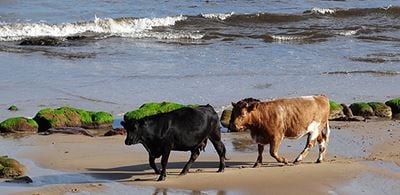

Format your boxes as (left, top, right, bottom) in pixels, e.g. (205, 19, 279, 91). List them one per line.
(0, 120, 398, 195)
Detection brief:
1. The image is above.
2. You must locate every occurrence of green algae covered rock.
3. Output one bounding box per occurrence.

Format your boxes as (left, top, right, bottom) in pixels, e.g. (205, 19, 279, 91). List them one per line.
(8, 105, 18, 111)
(220, 109, 232, 128)
(0, 156, 25, 178)
(33, 107, 113, 132)
(329, 101, 344, 119)
(0, 117, 38, 133)
(350, 102, 374, 117)
(368, 102, 392, 118)
(385, 98, 400, 115)
(124, 102, 197, 122)
(92, 111, 113, 124)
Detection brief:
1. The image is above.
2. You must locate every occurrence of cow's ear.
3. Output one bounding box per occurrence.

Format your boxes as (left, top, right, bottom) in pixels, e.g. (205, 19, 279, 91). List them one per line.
(247, 103, 257, 112)
(231, 102, 236, 107)
(120, 121, 126, 127)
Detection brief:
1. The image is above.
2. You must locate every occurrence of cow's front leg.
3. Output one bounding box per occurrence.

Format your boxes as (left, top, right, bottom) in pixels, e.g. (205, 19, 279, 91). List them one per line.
(180, 149, 200, 175)
(253, 144, 264, 168)
(269, 136, 287, 164)
(149, 156, 160, 174)
(158, 150, 171, 181)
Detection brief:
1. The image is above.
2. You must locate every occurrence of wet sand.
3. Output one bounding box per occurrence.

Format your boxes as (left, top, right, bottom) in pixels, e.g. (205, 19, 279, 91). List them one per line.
(1, 120, 399, 194)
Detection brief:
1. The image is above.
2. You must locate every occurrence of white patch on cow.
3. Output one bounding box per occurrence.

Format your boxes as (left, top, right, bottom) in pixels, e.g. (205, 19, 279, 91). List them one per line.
(320, 140, 326, 148)
(318, 140, 326, 161)
(296, 154, 303, 161)
(300, 96, 315, 100)
(307, 121, 320, 140)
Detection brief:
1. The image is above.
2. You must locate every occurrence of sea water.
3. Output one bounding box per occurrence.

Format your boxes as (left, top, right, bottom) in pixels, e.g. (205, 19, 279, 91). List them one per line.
(1, 0, 399, 120)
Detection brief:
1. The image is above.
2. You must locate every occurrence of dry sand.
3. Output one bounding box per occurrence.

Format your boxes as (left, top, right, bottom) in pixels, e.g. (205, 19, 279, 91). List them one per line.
(1, 120, 399, 195)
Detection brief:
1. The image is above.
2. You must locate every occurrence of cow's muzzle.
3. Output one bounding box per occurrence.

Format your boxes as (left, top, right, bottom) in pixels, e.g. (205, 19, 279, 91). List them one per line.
(125, 139, 133, 145)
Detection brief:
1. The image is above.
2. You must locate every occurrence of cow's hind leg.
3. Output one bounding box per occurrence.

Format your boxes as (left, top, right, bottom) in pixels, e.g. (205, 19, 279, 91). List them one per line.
(149, 156, 160, 174)
(253, 144, 264, 168)
(269, 136, 287, 164)
(317, 121, 330, 163)
(180, 149, 200, 175)
(209, 127, 226, 172)
(158, 149, 171, 181)
(294, 122, 320, 164)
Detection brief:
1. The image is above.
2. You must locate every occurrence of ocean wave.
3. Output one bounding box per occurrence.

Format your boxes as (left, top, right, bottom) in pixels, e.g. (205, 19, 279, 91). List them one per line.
(304, 6, 400, 16)
(1, 6, 399, 42)
(323, 70, 400, 76)
(0, 15, 192, 41)
(308, 7, 337, 14)
(270, 34, 313, 41)
(336, 29, 360, 36)
(201, 12, 234, 20)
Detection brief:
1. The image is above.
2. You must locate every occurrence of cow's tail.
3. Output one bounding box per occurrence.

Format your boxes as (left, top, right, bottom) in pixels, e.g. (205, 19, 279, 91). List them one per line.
(322, 120, 331, 144)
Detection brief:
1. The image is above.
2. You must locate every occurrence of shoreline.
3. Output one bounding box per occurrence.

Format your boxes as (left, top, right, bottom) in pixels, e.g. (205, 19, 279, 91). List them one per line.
(0, 120, 399, 194)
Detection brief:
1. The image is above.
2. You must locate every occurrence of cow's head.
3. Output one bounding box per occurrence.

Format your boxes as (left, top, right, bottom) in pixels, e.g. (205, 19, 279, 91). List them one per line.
(121, 120, 140, 145)
(229, 98, 260, 131)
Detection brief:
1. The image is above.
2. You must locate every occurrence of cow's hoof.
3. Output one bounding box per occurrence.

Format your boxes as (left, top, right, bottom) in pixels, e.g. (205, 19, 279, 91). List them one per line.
(279, 159, 288, 165)
(154, 169, 161, 174)
(157, 175, 166, 181)
(217, 169, 224, 173)
(252, 163, 261, 168)
(316, 159, 323, 163)
(293, 160, 301, 165)
(179, 171, 188, 176)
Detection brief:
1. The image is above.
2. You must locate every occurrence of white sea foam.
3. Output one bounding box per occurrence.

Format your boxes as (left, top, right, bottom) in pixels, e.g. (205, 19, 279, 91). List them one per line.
(271, 34, 312, 41)
(0, 15, 192, 41)
(310, 7, 336, 14)
(337, 29, 359, 36)
(201, 12, 234, 20)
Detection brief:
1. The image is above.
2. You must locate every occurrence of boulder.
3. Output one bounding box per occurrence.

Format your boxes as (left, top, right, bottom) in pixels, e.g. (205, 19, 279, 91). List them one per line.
(329, 101, 344, 119)
(385, 98, 400, 115)
(124, 102, 197, 123)
(349, 102, 374, 117)
(0, 117, 38, 133)
(341, 103, 354, 117)
(104, 128, 126, 136)
(33, 107, 113, 132)
(0, 156, 25, 178)
(393, 113, 400, 120)
(8, 105, 18, 111)
(45, 127, 94, 137)
(5, 176, 33, 183)
(19, 36, 63, 46)
(368, 102, 392, 118)
(220, 109, 232, 128)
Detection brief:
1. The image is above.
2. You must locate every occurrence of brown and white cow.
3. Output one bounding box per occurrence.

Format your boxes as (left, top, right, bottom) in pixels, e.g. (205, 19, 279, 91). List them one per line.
(229, 95, 330, 166)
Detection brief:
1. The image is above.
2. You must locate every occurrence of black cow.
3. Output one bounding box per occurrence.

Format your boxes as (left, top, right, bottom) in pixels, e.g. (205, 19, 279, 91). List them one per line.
(121, 105, 226, 181)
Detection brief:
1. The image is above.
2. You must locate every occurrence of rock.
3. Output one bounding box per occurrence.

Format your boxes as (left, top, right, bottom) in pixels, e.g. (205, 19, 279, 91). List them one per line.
(45, 127, 94, 137)
(0, 156, 26, 178)
(0, 117, 38, 133)
(33, 107, 113, 132)
(368, 102, 392, 118)
(8, 105, 18, 111)
(330, 116, 366, 122)
(104, 128, 126, 136)
(393, 113, 400, 120)
(124, 102, 197, 123)
(350, 102, 374, 117)
(385, 98, 400, 115)
(5, 176, 33, 183)
(220, 109, 232, 128)
(329, 101, 344, 119)
(341, 104, 354, 117)
(19, 36, 63, 46)
(82, 111, 114, 129)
